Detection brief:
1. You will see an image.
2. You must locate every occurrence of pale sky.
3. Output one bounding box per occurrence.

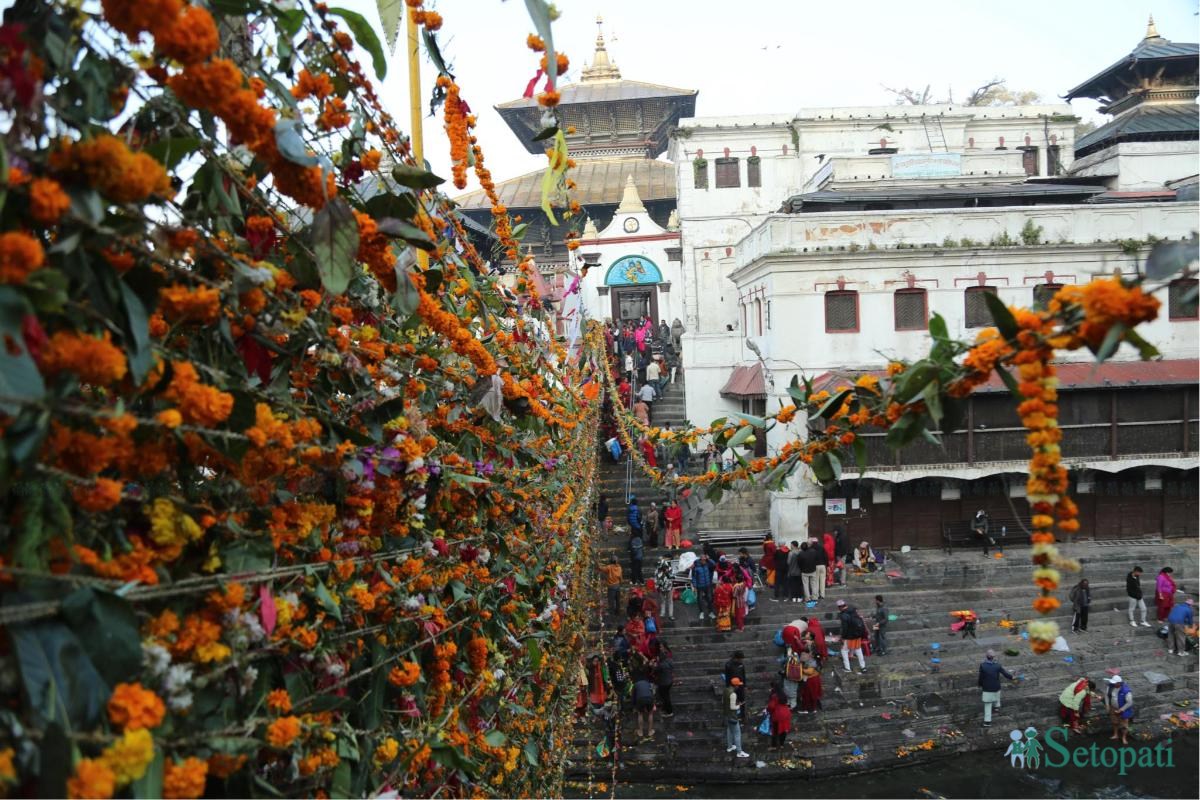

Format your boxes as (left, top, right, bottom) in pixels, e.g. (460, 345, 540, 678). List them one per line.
(346, 0, 1197, 195)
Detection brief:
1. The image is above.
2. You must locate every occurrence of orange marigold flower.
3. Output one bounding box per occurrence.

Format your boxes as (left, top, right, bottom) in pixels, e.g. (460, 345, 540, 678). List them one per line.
(29, 178, 71, 225)
(361, 149, 382, 171)
(526, 33, 545, 51)
(73, 477, 124, 512)
(102, 248, 136, 272)
(41, 330, 128, 385)
(162, 757, 207, 800)
(206, 753, 246, 780)
(1032, 596, 1060, 614)
(266, 689, 292, 714)
(67, 758, 115, 800)
(155, 5, 219, 66)
(422, 10, 443, 30)
(99, 0, 184, 39)
(317, 97, 350, 131)
(388, 661, 421, 687)
(107, 682, 166, 731)
(265, 715, 302, 748)
(0, 230, 45, 284)
(291, 68, 333, 101)
(299, 289, 323, 310)
(7, 166, 30, 187)
(51, 135, 170, 204)
(159, 284, 220, 324)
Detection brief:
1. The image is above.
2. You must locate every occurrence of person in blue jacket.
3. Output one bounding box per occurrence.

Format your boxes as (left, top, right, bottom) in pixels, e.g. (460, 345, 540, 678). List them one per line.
(627, 496, 643, 537)
(978, 649, 1016, 727)
(1166, 597, 1194, 656)
(691, 552, 715, 622)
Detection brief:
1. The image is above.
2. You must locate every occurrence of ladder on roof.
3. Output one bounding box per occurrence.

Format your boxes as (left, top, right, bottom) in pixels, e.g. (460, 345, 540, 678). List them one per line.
(922, 115, 948, 152)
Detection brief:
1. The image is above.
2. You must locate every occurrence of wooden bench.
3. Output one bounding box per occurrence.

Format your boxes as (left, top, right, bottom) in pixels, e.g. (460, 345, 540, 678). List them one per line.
(695, 529, 771, 550)
(942, 518, 1033, 554)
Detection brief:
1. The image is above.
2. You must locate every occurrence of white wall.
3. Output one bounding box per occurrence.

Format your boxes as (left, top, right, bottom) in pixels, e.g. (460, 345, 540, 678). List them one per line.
(1070, 141, 1200, 190)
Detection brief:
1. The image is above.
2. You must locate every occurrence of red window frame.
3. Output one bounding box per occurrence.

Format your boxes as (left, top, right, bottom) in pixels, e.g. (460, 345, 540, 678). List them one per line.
(824, 290, 860, 333)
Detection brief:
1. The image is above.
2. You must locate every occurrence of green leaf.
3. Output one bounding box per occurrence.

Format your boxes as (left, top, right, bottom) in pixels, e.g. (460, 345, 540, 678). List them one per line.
(484, 730, 507, 747)
(275, 119, 320, 167)
(708, 417, 728, 429)
(940, 396, 967, 434)
(144, 137, 201, 171)
(223, 538, 274, 573)
(61, 589, 141, 687)
(1122, 328, 1160, 361)
(532, 126, 559, 142)
(525, 638, 542, 672)
(928, 312, 948, 341)
(921, 382, 943, 428)
(1144, 236, 1198, 280)
(330, 8, 388, 80)
(331, 760, 352, 799)
(0, 288, 45, 415)
(523, 0, 557, 87)
(312, 578, 343, 622)
(37, 722, 69, 799)
(828, 451, 842, 482)
(812, 389, 850, 422)
(447, 472, 489, 487)
(920, 427, 942, 447)
(363, 191, 417, 221)
(376, 218, 435, 251)
(983, 291, 1018, 341)
(884, 413, 919, 450)
(523, 740, 540, 767)
(893, 361, 938, 404)
(809, 452, 834, 484)
(706, 483, 724, 505)
(1094, 322, 1126, 363)
(118, 280, 153, 385)
(310, 197, 360, 296)
(852, 438, 867, 473)
(787, 374, 806, 405)
(209, 0, 256, 12)
(9, 617, 108, 729)
(731, 412, 767, 428)
(132, 748, 164, 799)
(420, 27, 449, 76)
(996, 366, 1022, 401)
(726, 425, 755, 449)
(390, 163, 445, 190)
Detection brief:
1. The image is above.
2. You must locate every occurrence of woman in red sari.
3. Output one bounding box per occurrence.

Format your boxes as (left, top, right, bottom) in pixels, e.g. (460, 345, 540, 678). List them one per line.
(663, 500, 683, 548)
(798, 652, 823, 714)
(807, 617, 828, 666)
(713, 577, 734, 632)
(733, 580, 749, 632)
(640, 437, 657, 467)
(822, 532, 836, 587)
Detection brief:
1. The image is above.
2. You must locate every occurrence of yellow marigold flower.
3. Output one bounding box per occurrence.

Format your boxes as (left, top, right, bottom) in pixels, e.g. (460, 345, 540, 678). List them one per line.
(67, 758, 115, 800)
(157, 409, 183, 429)
(101, 728, 155, 785)
(162, 757, 207, 800)
(148, 498, 204, 548)
(373, 737, 400, 765)
(0, 747, 15, 783)
(159, 284, 220, 325)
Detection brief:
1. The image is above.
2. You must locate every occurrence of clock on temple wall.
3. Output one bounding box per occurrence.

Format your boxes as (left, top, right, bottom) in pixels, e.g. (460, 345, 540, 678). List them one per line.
(623, 217, 640, 234)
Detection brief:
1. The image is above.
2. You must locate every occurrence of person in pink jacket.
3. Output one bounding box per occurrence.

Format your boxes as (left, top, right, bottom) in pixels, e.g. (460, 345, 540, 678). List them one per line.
(1155, 567, 1177, 623)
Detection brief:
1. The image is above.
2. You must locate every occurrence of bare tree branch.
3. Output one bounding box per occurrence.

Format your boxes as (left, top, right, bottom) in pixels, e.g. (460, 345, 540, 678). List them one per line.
(965, 77, 1008, 106)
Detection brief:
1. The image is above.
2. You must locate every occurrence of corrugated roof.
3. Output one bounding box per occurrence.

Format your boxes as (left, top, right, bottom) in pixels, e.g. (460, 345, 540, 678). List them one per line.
(454, 158, 676, 210)
(813, 359, 1199, 394)
(783, 183, 1104, 211)
(719, 363, 766, 399)
(1075, 105, 1200, 154)
(496, 79, 697, 109)
(1065, 40, 1199, 100)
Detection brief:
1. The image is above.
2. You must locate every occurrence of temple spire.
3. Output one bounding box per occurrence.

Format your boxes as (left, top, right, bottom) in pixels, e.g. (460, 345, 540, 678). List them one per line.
(581, 15, 621, 82)
(1143, 14, 1163, 42)
(616, 175, 645, 213)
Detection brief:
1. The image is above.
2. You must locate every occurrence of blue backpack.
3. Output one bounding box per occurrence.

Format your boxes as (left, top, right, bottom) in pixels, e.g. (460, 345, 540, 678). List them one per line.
(773, 629, 785, 648)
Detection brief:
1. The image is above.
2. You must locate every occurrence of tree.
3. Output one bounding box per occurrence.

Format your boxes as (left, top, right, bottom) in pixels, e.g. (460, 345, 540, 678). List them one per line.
(882, 78, 1041, 107)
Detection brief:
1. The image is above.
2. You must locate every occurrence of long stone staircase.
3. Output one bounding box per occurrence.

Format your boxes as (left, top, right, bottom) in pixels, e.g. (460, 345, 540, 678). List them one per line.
(570, 528, 1199, 785)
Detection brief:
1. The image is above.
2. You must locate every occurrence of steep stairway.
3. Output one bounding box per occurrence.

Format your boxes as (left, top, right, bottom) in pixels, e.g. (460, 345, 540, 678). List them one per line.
(570, 535, 1198, 784)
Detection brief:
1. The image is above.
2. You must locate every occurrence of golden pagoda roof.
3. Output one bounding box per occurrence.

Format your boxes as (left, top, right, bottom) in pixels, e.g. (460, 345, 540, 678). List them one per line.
(454, 157, 675, 210)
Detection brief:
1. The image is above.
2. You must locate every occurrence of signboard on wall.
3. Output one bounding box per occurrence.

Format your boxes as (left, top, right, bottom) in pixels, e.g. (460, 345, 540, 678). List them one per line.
(891, 153, 962, 178)
(825, 498, 847, 515)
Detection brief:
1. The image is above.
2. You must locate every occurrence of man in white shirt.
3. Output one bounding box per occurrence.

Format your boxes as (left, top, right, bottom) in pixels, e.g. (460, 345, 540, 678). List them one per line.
(645, 358, 662, 394)
(637, 382, 656, 408)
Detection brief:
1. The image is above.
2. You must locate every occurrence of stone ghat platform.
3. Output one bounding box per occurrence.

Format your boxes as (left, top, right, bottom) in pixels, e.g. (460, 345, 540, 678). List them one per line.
(569, 535, 1199, 784)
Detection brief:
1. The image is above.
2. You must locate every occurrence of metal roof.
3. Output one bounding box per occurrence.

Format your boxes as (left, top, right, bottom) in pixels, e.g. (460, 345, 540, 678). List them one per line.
(1075, 104, 1200, 154)
(496, 79, 697, 110)
(1064, 40, 1199, 100)
(813, 359, 1198, 395)
(782, 183, 1104, 211)
(719, 363, 766, 399)
(454, 158, 676, 210)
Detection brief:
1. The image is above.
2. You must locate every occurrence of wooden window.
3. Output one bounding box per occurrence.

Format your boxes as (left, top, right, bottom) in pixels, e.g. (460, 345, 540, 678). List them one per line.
(1047, 145, 1061, 176)
(693, 160, 708, 189)
(824, 291, 859, 333)
(714, 157, 740, 188)
(1021, 147, 1038, 176)
(1033, 283, 1063, 311)
(747, 157, 762, 188)
(893, 288, 927, 331)
(964, 285, 998, 328)
(1169, 278, 1199, 320)
(754, 298, 763, 335)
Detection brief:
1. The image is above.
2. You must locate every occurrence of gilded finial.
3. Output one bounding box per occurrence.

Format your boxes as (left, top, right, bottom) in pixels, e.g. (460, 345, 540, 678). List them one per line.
(1144, 14, 1162, 41)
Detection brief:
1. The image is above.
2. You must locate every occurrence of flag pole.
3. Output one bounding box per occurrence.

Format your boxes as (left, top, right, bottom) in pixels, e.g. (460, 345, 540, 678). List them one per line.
(406, 5, 428, 269)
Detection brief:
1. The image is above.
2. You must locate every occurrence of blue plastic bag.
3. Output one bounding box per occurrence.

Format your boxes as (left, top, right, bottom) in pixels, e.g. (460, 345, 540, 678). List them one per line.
(773, 629, 785, 648)
(746, 588, 757, 609)
(757, 712, 771, 735)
